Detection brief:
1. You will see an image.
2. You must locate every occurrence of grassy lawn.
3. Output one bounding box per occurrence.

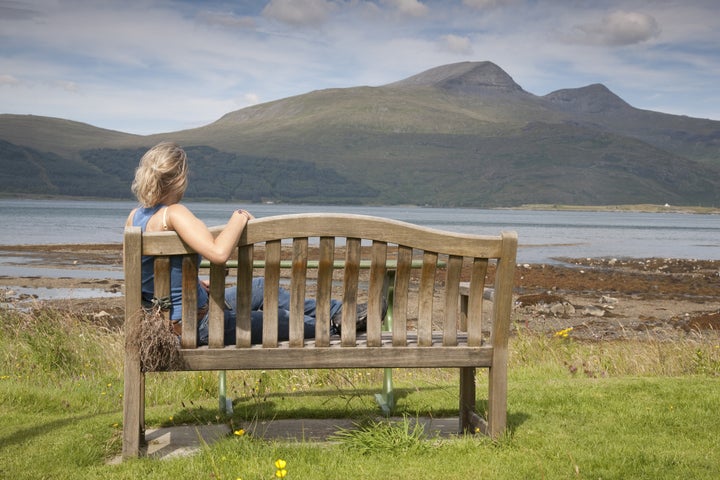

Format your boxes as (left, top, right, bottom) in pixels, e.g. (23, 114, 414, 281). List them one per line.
(1, 307, 719, 479)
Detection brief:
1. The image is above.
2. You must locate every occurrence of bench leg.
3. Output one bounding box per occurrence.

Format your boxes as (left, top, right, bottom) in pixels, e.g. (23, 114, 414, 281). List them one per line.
(460, 367, 491, 435)
(487, 358, 508, 439)
(459, 367, 476, 433)
(122, 362, 144, 458)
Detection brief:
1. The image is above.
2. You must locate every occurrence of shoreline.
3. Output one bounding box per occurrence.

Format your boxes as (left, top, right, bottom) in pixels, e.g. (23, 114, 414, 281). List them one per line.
(512, 203, 720, 214)
(2, 195, 719, 214)
(1, 244, 719, 342)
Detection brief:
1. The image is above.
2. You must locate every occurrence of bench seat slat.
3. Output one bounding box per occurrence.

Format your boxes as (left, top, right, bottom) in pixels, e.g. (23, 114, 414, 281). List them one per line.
(178, 345, 494, 370)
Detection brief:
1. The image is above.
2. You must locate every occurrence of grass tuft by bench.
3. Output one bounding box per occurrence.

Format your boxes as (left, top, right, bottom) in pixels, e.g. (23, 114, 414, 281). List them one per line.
(122, 213, 517, 459)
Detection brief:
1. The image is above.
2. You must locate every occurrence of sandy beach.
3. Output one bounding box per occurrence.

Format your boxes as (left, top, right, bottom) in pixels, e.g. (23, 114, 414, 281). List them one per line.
(1, 243, 718, 342)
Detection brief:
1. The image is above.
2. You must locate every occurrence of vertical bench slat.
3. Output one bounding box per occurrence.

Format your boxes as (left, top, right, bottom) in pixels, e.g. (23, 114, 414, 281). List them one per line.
(459, 366, 477, 433)
(315, 237, 335, 347)
(467, 258, 488, 347)
(392, 245, 412, 346)
(208, 262, 226, 348)
(417, 251, 437, 347)
(154, 257, 172, 359)
(459, 290, 469, 332)
(122, 227, 143, 459)
(290, 238, 308, 347)
(263, 240, 281, 347)
(181, 255, 199, 348)
(443, 255, 463, 346)
(235, 244, 253, 347)
(341, 237, 360, 347)
(153, 257, 170, 317)
(367, 241, 387, 347)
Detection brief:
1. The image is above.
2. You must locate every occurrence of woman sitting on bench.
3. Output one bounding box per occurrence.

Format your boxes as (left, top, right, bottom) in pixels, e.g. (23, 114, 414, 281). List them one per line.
(126, 142, 372, 344)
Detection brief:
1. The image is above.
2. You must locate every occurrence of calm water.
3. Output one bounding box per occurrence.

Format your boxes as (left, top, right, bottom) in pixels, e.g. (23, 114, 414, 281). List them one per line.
(1, 199, 719, 267)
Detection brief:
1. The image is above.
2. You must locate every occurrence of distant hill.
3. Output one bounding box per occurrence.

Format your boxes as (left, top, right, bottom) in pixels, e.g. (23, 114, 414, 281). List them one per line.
(1, 61, 719, 207)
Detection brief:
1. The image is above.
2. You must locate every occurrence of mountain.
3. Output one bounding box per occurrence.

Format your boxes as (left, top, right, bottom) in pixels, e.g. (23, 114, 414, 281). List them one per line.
(388, 61, 527, 94)
(1, 61, 719, 207)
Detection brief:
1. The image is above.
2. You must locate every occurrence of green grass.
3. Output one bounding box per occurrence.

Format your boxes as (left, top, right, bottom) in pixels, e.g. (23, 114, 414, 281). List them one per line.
(1, 306, 719, 479)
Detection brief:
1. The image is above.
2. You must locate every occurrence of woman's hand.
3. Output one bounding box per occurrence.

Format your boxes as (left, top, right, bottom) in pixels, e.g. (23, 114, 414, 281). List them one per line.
(236, 209, 254, 221)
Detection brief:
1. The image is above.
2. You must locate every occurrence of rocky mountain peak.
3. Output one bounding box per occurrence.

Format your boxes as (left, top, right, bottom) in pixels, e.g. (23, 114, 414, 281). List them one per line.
(388, 61, 525, 94)
(544, 83, 632, 114)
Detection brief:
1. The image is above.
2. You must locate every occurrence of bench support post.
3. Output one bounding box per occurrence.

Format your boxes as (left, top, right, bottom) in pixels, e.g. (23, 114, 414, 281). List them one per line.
(218, 371, 232, 414)
(375, 368, 395, 414)
(375, 271, 395, 414)
(122, 227, 145, 458)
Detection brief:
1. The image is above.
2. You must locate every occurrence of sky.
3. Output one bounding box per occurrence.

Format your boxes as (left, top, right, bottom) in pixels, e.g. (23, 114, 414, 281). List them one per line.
(1, 0, 719, 135)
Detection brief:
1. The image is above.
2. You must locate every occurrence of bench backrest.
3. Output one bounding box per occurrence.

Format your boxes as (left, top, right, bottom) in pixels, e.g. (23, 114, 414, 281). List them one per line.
(124, 213, 517, 354)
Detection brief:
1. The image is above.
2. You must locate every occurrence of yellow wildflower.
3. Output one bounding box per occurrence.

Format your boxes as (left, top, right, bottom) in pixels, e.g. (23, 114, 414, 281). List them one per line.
(275, 459, 287, 478)
(554, 327, 573, 338)
(234, 429, 245, 437)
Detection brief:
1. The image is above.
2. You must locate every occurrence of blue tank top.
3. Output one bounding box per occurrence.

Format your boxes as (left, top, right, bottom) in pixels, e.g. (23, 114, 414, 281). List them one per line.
(132, 205, 208, 321)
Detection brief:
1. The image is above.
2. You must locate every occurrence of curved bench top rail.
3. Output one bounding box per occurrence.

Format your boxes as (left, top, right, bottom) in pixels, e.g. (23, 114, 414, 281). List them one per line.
(132, 213, 514, 259)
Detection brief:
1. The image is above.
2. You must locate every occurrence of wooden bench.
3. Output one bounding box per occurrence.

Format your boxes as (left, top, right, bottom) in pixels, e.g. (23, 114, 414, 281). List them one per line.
(122, 213, 517, 459)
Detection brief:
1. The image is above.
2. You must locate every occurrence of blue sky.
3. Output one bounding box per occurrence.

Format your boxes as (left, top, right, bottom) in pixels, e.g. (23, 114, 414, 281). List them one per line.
(1, 0, 718, 135)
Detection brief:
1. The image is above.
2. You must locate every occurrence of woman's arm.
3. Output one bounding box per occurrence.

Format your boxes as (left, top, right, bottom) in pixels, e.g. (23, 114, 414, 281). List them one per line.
(164, 204, 252, 264)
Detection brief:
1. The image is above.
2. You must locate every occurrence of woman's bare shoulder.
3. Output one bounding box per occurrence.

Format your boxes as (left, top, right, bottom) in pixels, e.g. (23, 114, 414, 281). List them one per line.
(125, 208, 137, 227)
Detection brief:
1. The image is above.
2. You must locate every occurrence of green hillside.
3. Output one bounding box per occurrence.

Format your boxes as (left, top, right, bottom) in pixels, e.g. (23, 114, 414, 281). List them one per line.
(1, 61, 719, 207)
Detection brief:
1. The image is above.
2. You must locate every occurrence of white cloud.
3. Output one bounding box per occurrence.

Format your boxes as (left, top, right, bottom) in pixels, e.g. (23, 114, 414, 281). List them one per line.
(242, 93, 260, 106)
(570, 10, 661, 46)
(196, 11, 257, 30)
(57, 80, 79, 93)
(462, 0, 515, 9)
(438, 34, 473, 55)
(382, 0, 428, 17)
(0, 74, 21, 86)
(262, 0, 336, 26)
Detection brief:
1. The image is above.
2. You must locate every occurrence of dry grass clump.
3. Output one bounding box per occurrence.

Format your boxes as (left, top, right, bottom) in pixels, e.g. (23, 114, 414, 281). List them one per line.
(129, 306, 186, 372)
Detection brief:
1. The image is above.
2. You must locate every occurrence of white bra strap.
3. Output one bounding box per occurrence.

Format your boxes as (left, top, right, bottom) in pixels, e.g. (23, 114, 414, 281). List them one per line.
(162, 207, 169, 230)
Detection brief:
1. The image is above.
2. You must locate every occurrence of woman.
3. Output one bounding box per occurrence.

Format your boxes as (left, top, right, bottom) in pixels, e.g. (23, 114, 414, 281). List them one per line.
(126, 141, 349, 345)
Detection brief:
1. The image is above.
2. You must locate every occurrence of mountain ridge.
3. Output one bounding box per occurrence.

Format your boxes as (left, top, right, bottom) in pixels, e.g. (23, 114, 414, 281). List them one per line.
(1, 61, 719, 207)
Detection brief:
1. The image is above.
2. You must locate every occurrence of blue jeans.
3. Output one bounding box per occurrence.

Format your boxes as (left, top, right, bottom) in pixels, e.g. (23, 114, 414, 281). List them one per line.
(198, 278, 342, 345)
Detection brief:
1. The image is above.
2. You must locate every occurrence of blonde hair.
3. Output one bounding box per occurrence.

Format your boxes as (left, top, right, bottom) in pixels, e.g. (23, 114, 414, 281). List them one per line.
(131, 142, 189, 207)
